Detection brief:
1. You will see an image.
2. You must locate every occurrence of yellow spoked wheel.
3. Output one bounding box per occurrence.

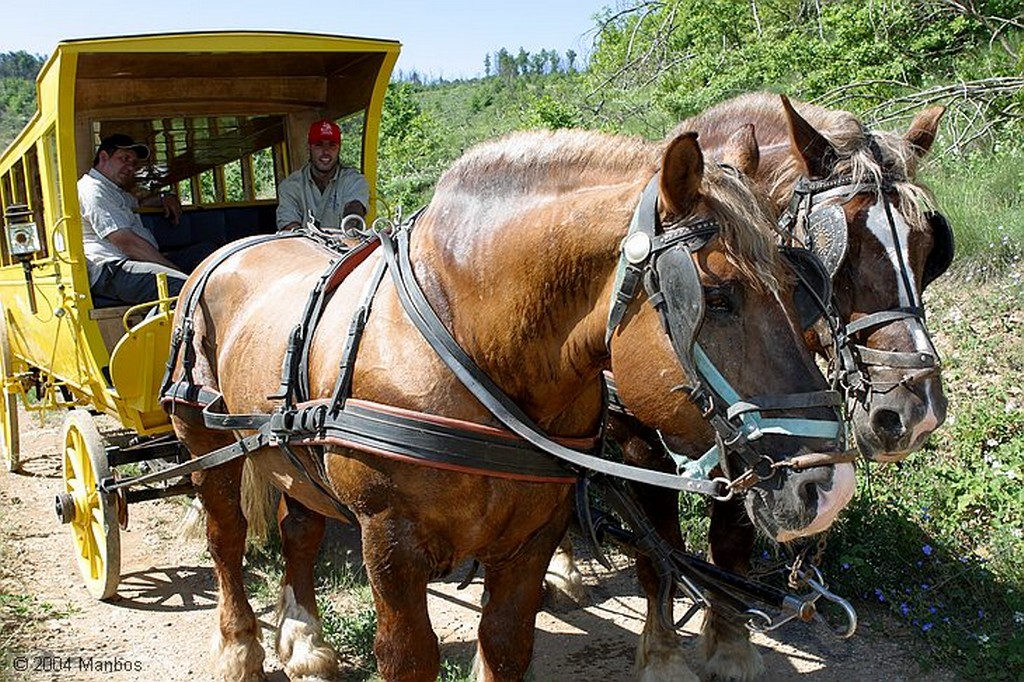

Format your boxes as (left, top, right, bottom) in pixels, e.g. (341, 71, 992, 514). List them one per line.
(0, 306, 20, 473)
(57, 409, 121, 600)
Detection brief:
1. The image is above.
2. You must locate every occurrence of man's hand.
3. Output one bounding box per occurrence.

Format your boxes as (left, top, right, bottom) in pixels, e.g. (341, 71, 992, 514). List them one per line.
(161, 193, 182, 224)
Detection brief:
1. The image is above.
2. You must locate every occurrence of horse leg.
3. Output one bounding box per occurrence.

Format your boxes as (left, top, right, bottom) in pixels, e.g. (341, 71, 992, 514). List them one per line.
(188, 437, 266, 682)
(700, 496, 763, 681)
(275, 494, 337, 680)
(474, 511, 570, 682)
(544, 534, 589, 608)
(362, 517, 439, 682)
(610, 417, 700, 681)
(632, 485, 700, 682)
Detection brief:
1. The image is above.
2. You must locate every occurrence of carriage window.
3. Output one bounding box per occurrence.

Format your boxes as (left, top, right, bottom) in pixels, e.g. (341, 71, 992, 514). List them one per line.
(24, 146, 49, 260)
(45, 130, 64, 224)
(252, 146, 278, 200)
(339, 111, 367, 172)
(11, 161, 27, 204)
(96, 113, 287, 205)
(222, 159, 244, 203)
(198, 169, 217, 205)
(0, 172, 11, 211)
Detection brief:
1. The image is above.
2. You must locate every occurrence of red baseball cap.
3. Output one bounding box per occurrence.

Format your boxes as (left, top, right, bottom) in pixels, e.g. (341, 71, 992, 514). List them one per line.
(308, 119, 341, 145)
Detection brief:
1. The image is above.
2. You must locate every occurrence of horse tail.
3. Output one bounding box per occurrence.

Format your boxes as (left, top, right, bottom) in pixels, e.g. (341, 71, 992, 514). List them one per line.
(240, 458, 278, 546)
(176, 458, 279, 547)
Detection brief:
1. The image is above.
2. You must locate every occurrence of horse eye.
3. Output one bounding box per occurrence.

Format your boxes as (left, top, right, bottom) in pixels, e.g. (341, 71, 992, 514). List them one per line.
(704, 285, 736, 314)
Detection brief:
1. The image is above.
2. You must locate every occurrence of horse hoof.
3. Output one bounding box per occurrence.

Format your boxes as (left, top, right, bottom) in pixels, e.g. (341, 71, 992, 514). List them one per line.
(700, 635, 765, 681)
(212, 629, 266, 682)
(276, 586, 339, 680)
(543, 552, 590, 610)
(635, 627, 699, 682)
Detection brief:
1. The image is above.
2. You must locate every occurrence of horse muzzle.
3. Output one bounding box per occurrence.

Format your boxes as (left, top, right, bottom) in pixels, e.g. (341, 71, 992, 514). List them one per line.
(849, 369, 947, 462)
(745, 456, 857, 544)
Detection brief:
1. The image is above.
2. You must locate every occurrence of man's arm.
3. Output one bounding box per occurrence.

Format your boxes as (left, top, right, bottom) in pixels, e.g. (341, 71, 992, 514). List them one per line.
(140, 193, 183, 224)
(106, 229, 181, 270)
(343, 200, 367, 217)
(276, 173, 305, 231)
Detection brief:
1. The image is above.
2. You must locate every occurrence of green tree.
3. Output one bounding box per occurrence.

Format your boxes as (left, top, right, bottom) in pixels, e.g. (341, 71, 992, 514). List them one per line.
(377, 82, 450, 212)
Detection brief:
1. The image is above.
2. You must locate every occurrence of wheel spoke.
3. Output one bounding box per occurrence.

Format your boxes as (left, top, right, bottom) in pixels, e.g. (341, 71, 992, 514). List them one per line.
(65, 447, 83, 483)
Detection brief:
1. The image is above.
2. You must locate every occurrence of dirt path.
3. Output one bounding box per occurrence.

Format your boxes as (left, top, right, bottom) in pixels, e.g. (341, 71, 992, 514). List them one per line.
(1, 407, 956, 681)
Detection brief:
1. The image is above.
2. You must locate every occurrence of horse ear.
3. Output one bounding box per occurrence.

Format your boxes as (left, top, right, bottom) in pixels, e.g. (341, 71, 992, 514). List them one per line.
(720, 123, 760, 176)
(906, 106, 945, 157)
(781, 94, 837, 179)
(660, 132, 704, 217)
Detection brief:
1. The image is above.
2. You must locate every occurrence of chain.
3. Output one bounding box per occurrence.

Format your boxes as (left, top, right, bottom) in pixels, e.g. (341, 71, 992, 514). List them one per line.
(788, 531, 830, 589)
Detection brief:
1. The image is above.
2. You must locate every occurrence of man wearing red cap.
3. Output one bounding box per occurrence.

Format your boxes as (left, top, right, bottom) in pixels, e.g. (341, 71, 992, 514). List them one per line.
(276, 119, 370, 231)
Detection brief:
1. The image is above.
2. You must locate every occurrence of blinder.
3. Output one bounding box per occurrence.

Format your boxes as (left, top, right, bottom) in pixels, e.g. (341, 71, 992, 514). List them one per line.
(607, 172, 846, 497)
(646, 232, 710, 381)
(781, 246, 832, 330)
(803, 203, 848, 277)
(923, 212, 954, 288)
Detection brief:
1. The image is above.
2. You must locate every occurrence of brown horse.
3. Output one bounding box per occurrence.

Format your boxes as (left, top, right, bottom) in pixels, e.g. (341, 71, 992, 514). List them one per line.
(165, 128, 854, 682)
(596, 95, 953, 680)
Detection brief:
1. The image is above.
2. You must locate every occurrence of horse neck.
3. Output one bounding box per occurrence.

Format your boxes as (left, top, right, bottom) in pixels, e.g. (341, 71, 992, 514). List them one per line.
(411, 185, 634, 433)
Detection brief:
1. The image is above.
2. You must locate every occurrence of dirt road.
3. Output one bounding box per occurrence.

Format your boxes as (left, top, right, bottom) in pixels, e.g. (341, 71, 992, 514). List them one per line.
(1, 407, 955, 681)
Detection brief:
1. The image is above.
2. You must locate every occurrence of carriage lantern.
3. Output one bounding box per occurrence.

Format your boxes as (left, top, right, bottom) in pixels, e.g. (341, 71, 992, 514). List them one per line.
(3, 204, 43, 313)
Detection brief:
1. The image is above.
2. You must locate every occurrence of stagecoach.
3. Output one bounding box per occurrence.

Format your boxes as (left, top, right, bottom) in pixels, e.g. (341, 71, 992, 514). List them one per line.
(0, 31, 399, 599)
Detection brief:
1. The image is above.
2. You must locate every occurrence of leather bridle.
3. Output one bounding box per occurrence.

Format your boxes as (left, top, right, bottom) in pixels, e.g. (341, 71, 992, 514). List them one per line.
(776, 172, 946, 403)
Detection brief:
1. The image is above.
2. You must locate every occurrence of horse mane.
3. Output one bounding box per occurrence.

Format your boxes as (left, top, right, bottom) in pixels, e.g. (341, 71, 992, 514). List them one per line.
(772, 98, 936, 231)
(436, 128, 657, 197)
(677, 92, 936, 232)
(436, 128, 784, 294)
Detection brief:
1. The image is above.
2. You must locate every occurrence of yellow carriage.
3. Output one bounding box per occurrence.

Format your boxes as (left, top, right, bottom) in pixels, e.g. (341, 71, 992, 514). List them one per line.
(0, 31, 399, 599)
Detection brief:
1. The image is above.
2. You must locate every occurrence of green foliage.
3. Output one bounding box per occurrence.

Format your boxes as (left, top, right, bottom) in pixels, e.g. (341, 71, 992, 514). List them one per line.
(0, 78, 37, 149)
(925, 138, 1024, 279)
(0, 52, 45, 80)
(377, 81, 452, 215)
(586, 0, 1021, 126)
(320, 598, 377, 677)
(522, 94, 584, 130)
(808, 261, 1024, 679)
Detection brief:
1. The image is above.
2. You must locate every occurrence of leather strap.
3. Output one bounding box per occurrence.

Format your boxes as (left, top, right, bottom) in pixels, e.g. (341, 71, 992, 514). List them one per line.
(380, 224, 727, 496)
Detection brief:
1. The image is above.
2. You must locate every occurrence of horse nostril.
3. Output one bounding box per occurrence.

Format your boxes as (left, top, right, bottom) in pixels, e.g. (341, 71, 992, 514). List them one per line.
(871, 408, 906, 440)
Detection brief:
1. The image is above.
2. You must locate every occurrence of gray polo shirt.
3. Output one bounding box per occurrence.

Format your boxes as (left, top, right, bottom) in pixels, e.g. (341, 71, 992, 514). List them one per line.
(77, 168, 161, 285)
(276, 164, 369, 230)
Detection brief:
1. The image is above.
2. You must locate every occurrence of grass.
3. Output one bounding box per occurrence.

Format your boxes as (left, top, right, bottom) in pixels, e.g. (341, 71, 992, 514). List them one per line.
(924, 140, 1024, 280)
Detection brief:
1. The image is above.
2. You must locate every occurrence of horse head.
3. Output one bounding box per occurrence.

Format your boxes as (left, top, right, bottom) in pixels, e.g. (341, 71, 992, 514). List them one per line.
(609, 131, 854, 543)
(780, 96, 950, 461)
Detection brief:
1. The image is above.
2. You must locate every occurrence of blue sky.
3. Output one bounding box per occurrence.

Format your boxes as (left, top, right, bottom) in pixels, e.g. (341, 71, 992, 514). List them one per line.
(0, 0, 609, 79)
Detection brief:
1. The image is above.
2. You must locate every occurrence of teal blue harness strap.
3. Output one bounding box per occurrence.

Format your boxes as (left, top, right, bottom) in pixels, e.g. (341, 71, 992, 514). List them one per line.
(692, 345, 844, 443)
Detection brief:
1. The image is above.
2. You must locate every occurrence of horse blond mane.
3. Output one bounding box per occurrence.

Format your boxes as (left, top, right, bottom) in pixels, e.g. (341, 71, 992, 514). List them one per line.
(699, 164, 782, 293)
(764, 100, 937, 231)
(438, 129, 784, 294)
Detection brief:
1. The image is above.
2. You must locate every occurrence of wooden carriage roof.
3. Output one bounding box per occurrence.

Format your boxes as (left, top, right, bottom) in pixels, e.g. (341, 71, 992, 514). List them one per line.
(52, 31, 400, 182)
